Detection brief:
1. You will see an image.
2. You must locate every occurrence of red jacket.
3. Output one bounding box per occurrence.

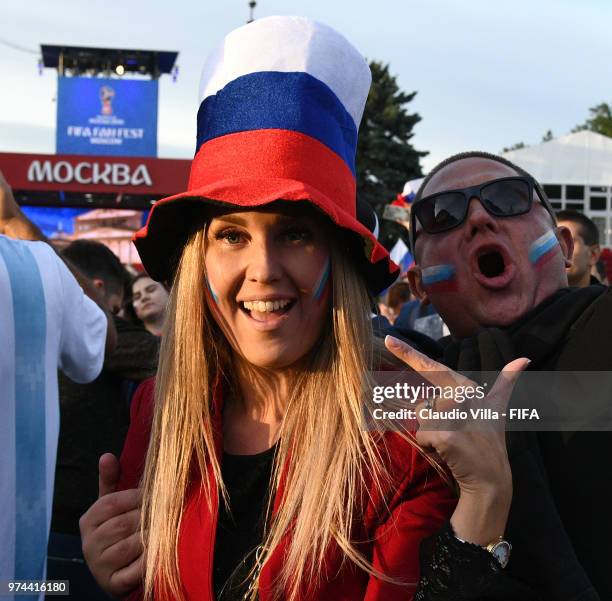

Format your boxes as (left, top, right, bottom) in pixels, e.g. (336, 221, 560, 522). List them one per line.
(119, 378, 456, 600)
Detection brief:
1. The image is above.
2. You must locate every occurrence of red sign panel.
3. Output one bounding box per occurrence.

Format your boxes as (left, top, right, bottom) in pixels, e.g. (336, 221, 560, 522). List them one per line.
(0, 152, 191, 196)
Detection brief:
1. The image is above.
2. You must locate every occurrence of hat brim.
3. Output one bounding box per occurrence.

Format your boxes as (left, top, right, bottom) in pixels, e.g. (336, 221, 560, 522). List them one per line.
(133, 177, 399, 295)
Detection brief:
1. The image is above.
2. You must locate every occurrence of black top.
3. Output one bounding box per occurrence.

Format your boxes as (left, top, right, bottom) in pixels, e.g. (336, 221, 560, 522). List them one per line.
(435, 286, 609, 601)
(51, 316, 159, 534)
(213, 445, 276, 601)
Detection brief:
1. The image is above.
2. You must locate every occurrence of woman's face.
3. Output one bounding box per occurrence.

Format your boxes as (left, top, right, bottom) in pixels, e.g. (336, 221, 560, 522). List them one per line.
(204, 205, 332, 370)
(132, 276, 169, 322)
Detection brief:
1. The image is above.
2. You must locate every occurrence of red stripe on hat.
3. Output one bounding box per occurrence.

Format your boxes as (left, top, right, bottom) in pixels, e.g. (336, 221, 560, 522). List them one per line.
(188, 129, 356, 216)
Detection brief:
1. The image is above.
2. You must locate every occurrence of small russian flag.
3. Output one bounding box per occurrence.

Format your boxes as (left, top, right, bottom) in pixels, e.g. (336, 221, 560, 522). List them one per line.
(389, 238, 414, 274)
(397, 178, 425, 205)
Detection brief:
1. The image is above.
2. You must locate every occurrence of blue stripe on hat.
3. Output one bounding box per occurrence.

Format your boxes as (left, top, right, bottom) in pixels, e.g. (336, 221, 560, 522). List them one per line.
(196, 71, 358, 175)
(0, 238, 47, 587)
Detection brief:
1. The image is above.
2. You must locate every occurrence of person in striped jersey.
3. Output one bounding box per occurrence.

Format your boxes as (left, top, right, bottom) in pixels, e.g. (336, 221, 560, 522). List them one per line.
(0, 170, 116, 600)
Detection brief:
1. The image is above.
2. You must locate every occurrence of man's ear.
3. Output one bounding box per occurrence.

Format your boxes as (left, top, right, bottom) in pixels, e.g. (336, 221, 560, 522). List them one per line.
(92, 278, 106, 294)
(589, 244, 601, 267)
(407, 265, 430, 305)
(555, 226, 574, 268)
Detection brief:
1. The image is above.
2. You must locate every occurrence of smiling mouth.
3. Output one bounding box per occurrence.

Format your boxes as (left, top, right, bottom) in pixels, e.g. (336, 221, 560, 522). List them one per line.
(477, 250, 506, 278)
(240, 299, 296, 321)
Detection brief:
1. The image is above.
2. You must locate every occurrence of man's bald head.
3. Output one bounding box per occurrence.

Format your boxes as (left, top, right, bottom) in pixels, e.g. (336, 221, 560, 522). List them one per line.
(416, 151, 547, 201)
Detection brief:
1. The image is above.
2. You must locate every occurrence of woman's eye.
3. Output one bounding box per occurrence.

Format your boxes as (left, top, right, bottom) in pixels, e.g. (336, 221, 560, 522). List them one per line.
(283, 229, 312, 243)
(217, 229, 244, 244)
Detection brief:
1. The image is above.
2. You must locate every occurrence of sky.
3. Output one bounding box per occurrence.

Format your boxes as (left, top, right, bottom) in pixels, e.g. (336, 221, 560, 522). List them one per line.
(1, 0, 611, 174)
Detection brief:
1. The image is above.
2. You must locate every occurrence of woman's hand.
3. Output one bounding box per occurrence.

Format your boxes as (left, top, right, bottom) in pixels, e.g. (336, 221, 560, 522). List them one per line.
(384, 335, 529, 546)
(79, 453, 144, 598)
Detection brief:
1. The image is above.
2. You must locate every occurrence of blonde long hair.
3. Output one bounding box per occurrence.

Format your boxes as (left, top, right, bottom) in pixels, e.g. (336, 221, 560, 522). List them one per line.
(140, 225, 441, 600)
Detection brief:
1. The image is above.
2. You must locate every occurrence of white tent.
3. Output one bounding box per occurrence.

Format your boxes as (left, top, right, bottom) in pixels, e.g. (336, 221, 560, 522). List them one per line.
(502, 131, 612, 186)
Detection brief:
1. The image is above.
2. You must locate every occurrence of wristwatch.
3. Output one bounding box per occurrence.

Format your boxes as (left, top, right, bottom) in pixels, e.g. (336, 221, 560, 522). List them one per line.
(454, 532, 512, 569)
(485, 536, 512, 568)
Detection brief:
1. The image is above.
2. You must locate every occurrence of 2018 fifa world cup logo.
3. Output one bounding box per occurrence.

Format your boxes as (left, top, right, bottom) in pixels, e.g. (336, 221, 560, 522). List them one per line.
(100, 86, 115, 115)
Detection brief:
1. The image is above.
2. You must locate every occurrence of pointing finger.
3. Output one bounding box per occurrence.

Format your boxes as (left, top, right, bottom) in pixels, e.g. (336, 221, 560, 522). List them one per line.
(385, 335, 474, 389)
(487, 357, 531, 412)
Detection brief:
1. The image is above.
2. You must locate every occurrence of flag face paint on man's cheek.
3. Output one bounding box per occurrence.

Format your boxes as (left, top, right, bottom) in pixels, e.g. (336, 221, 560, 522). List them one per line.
(529, 230, 560, 271)
(421, 264, 457, 293)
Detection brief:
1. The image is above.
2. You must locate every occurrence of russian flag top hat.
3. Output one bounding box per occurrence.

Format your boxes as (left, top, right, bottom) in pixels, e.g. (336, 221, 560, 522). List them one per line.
(133, 15, 400, 294)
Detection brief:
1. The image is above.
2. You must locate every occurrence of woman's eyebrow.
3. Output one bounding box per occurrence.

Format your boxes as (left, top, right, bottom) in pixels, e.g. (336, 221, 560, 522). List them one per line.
(212, 215, 248, 227)
(276, 214, 315, 226)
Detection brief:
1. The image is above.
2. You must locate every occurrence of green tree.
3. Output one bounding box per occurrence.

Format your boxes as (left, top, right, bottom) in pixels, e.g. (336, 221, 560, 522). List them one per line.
(572, 102, 612, 137)
(501, 141, 527, 153)
(356, 61, 427, 212)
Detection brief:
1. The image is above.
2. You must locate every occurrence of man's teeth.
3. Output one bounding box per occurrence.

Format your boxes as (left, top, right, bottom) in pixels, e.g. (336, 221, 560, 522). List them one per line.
(243, 299, 291, 312)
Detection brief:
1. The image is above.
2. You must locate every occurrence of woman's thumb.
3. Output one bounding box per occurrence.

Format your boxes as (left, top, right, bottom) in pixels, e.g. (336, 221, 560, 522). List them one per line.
(98, 453, 121, 498)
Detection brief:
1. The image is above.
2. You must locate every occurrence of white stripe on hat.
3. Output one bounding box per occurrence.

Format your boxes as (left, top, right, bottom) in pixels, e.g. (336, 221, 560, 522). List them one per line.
(198, 16, 371, 129)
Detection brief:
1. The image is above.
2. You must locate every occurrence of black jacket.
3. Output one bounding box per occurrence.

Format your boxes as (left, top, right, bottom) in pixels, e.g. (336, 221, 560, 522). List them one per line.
(415, 286, 612, 600)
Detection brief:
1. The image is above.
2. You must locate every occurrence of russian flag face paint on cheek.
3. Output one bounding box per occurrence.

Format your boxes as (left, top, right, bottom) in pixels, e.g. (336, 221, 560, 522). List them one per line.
(312, 257, 331, 302)
(421, 264, 458, 294)
(205, 276, 219, 304)
(529, 230, 560, 271)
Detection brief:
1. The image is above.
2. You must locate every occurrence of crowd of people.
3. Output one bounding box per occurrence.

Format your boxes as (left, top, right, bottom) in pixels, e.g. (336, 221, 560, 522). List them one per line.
(1, 14, 611, 601)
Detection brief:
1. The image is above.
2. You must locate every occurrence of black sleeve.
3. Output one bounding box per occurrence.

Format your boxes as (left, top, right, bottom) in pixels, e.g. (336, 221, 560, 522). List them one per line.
(103, 316, 160, 380)
(415, 522, 541, 601)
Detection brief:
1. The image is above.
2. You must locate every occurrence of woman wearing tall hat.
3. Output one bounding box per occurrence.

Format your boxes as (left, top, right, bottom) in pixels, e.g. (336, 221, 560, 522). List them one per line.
(80, 17, 528, 601)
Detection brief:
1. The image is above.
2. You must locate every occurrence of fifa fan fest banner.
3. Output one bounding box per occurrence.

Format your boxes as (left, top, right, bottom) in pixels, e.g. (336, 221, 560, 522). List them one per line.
(56, 76, 158, 157)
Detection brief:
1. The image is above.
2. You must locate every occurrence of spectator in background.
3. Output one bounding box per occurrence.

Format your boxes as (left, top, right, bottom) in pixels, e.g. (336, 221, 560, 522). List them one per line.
(62, 240, 128, 315)
(48, 240, 160, 599)
(378, 280, 412, 324)
(0, 170, 113, 600)
(593, 259, 609, 285)
(556, 210, 602, 287)
(394, 294, 438, 332)
(129, 273, 169, 336)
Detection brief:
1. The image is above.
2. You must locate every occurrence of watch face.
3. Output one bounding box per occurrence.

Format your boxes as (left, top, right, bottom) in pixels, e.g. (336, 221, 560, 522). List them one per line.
(491, 541, 512, 568)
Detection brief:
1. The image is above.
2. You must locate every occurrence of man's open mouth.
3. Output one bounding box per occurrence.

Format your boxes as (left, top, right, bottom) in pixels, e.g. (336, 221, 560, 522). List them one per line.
(472, 245, 515, 289)
(477, 250, 506, 279)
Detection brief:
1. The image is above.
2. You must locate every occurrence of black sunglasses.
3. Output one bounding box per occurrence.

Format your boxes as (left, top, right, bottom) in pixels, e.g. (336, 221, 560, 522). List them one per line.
(410, 176, 555, 246)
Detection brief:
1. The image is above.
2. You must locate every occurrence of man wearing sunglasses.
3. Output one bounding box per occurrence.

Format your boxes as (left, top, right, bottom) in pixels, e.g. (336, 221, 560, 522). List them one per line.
(405, 152, 611, 600)
(408, 154, 572, 337)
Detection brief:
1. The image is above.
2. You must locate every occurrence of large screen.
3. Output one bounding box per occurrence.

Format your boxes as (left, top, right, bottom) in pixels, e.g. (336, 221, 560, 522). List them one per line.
(22, 206, 148, 266)
(56, 76, 158, 157)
